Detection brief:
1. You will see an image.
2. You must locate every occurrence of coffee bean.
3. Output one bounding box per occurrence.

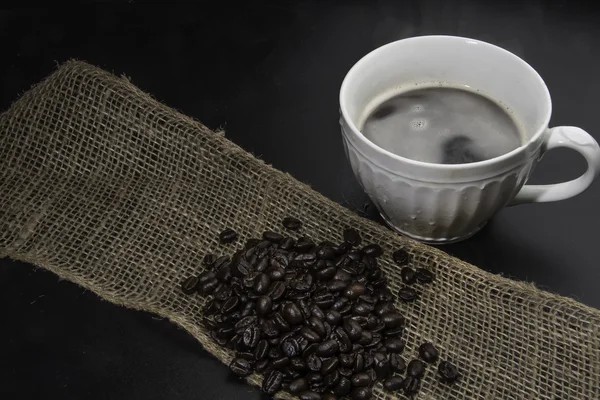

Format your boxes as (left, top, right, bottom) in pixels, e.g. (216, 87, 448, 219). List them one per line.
(230, 358, 252, 377)
(362, 244, 383, 257)
(219, 228, 238, 244)
(255, 359, 269, 373)
(303, 343, 319, 358)
(375, 302, 396, 317)
(307, 372, 323, 385)
(333, 377, 352, 396)
(317, 339, 339, 357)
(203, 299, 220, 315)
(221, 296, 240, 314)
(416, 267, 435, 283)
(389, 354, 406, 373)
(268, 267, 285, 281)
(263, 370, 283, 395)
(325, 311, 342, 326)
(256, 296, 273, 316)
(343, 228, 362, 246)
(350, 372, 371, 387)
(383, 376, 403, 391)
(268, 281, 286, 301)
(290, 357, 308, 372)
(271, 356, 290, 370)
(322, 393, 337, 400)
(343, 282, 366, 299)
(317, 266, 338, 280)
(289, 377, 309, 394)
(295, 237, 316, 253)
(254, 339, 269, 361)
(324, 369, 341, 388)
(353, 353, 365, 372)
(358, 330, 373, 346)
(261, 319, 280, 339)
(243, 326, 261, 349)
(321, 357, 339, 376)
(384, 338, 405, 353)
(282, 337, 301, 357)
(279, 236, 295, 250)
(338, 367, 353, 378)
(339, 353, 355, 368)
(325, 280, 346, 293)
(299, 391, 321, 400)
(401, 375, 420, 395)
(252, 273, 270, 295)
(199, 278, 219, 295)
(317, 245, 336, 260)
(263, 231, 284, 243)
(181, 276, 199, 294)
(380, 313, 403, 330)
(301, 327, 321, 343)
(373, 352, 390, 379)
(203, 253, 217, 267)
(392, 249, 410, 265)
(398, 286, 418, 302)
(419, 342, 439, 363)
(407, 359, 425, 378)
(214, 284, 233, 301)
(352, 302, 374, 316)
(282, 216, 302, 231)
(282, 303, 304, 325)
(235, 315, 257, 331)
(382, 326, 404, 337)
(334, 327, 352, 352)
(438, 360, 460, 383)
(350, 387, 371, 400)
(306, 352, 322, 372)
(343, 319, 363, 342)
(284, 367, 303, 382)
(400, 266, 417, 284)
(269, 346, 283, 359)
(313, 293, 336, 309)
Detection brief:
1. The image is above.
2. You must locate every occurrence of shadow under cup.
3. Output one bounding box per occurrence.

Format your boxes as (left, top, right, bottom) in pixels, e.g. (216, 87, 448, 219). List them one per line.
(339, 36, 552, 243)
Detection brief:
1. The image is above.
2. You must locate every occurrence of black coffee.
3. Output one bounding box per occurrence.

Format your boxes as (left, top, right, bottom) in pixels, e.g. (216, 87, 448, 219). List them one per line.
(361, 87, 524, 164)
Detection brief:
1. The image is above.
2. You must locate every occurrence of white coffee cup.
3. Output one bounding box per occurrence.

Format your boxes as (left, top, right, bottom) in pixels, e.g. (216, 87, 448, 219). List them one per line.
(339, 36, 600, 243)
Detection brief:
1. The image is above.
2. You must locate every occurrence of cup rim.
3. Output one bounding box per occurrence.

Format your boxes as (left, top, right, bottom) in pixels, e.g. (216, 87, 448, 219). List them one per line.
(339, 35, 552, 170)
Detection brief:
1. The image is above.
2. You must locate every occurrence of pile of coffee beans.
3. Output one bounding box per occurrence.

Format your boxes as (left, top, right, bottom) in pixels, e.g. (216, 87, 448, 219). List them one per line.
(181, 219, 459, 399)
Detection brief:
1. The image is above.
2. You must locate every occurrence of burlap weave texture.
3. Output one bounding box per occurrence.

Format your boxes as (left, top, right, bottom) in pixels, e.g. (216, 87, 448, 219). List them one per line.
(0, 61, 598, 400)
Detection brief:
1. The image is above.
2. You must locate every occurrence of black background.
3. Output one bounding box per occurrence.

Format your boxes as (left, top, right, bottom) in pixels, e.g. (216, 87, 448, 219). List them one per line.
(1, 2, 599, 399)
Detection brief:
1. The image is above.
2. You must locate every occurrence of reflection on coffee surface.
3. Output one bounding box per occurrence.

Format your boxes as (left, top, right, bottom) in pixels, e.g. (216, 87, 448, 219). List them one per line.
(361, 86, 524, 164)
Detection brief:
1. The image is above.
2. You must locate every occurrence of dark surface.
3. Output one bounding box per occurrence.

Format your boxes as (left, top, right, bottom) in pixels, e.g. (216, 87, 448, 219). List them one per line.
(1, 2, 599, 399)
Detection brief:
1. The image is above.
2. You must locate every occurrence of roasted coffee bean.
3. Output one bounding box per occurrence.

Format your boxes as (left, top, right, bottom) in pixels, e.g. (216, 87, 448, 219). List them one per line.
(324, 369, 341, 388)
(219, 228, 238, 244)
(331, 297, 349, 312)
(268, 281, 286, 301)
(384, 338, 405, 353)
(296, 237, 316, 253)
(310, 304, 326, 320)
(203, 299, 220, 315)
(254, 339, 269, 361)
(282, 337, 301, 357)
(343, 228, 362, 246)
(382, 326, 404, 337)
(373, 352, 391, 379)
(211, 330, 228, 346)
(282, 303, 304, 325)
(350, 372, 371, 387)
(255, 296, 273, 316)
(317, 266, 337, 280)
(253, 273, 270, 295)
(362, 243, 383, 257)
(269, 346, 283, 359)
(322, 393, 337, 400)
(321, 357, 339, 376)
(301, 327, 321, 343)
(255, 359, 269, 373)
(263, 231, 284, 243)
(199, 278, 219, 295)
(306, 353, 322, 372)
(416, 267, 435, 283)
(317, 339, 339, 357)
(181, 276, 199, 294)
(353, 353, 365, 372)
(438, 360, 460, 383)
(358, 330, 373, 346)
(381, 313, 404, 329)
(303, 343, 319, 358)
(401, 376, 420, 395)
(271, 356, 290, 370)
(279, 236, 296, 250)
(407, 359, 425, 378)
(216, 264, 233, 283)
(283, 216, 303, 231)
(339, 353, 355, 368)
(263, 370, 284, 395)
(221, 296, 240, 314)
(333, 377, 352, 396)
(314, 293, 336, 309)
(251, 257, 267, 273)
(245, 238, 260, 249)
(289, 378, 310, 394)
(326, 311, 342, 326)
(236, 351, 255, 362)
(401, 266, 417, 284)
(419, 342, 439, 363)
(243, 326, 261, 349)
(235, 316, 257, 331)
(326, 280, 347, 292)
(338, 367, 353, 378)
(307, 316, 327, 338)
(203, 253, 217, 267)
(268, 267, 285, 281)
(333, 269, 352, 283)
(389, 354, 406, 373)
(314, 245, 335, 260)
(214, 255, 230, 270)
(350, 387, 371, 400)
(214, 284, 233, 301)
(229, 358, 252, 377)
(383, 376, 403, 391)
(352, 302, 374, 317)
(261, 319, 280, 338)
(284, 367, 302, 382)
(392, 249, 410, 265)
(299, 391, 321, 400)
(343, 319, 363, 342)
(343, 283, 366, 300)
(307, 372, 324, 385)
(398, 286, 418, 302)
(334, 327, 352, 352)
(290, 357, 308, 372)
(335, 241, 352, 255)
(299, 299, 312, 319)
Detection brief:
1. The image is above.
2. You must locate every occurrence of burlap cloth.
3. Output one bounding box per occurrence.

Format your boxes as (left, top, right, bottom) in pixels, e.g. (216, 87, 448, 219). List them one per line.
(0, 61, 598, 400)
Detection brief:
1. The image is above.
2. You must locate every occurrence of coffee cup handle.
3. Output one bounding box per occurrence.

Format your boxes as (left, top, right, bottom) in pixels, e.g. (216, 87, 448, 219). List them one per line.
(511, 126, 600, 205)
